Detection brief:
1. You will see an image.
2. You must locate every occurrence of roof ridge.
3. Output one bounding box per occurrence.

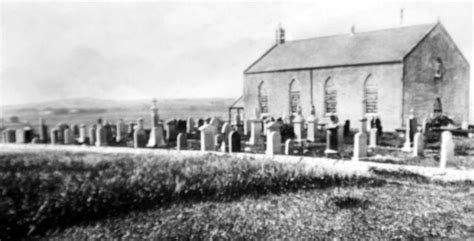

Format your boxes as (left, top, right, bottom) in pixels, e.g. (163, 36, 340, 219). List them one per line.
(286, 22, 437, 44)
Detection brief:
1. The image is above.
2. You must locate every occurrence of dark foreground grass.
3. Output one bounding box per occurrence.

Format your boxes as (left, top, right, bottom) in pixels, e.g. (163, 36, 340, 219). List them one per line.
(47, 183, 474, 239)
(0, 150, 381, 240)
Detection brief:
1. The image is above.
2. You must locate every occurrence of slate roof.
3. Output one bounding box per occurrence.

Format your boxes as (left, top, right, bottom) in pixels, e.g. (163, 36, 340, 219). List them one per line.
(245, 23, 438, 74)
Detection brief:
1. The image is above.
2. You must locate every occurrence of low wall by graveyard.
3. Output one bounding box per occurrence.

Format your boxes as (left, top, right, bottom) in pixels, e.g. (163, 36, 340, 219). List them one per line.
(0, 143, 472, 183)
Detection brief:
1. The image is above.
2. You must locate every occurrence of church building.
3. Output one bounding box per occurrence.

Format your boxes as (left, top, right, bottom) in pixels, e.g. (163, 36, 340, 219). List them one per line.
(242, 22, 470, 131)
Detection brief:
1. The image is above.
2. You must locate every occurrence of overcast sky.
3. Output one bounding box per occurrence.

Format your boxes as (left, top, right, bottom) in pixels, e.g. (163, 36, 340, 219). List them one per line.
(1, 1, 472, 106)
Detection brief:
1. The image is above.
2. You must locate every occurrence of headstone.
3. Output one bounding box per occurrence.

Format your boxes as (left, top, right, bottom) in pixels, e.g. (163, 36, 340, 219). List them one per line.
(71, 124, 79, 137)
(293, 111, 305, 142)
(50, 128, 59, 145)
(199, 123, 217, 151)
(56, 123, 69, 143)
(439, 131, 454, 170)
(147, 105, 166, 147)
(243, 119, 251, 136)
(95, 125, 107, 147)
(284, 139, 294, 155)
(38, 118, 48, 143)
(266, 122, 282, 156)
(31, 137, 39, 144)
(337, 123, 344, 153)
(369, 128, 378, 148)
(221, 122, 232, 145)
(325, 127, 338, 154)
(214, 134, 223, 151)
(116, 120, 126, 142)
(176, 133, 187, 150)
(186, 118, 195, 134)
(165, 119, 178, 142)
(88, 125, 96, 145)
(209, 117, 221, 130)
(4, 128, 16, 143)
(352, 118, 368, 161)
(306, 114, 318, 142)
(402, 117, 414, 152)
(343, 120, 350, 137)
(461, 121, 468, 130)
(133, 118, 147, 148)
(78, 124, 87, 144)
(413, 132, 424, 157)
(249, 119, 262, 145)
(228, 131, 241, 153)
(147, 125, 166, 148)
(64, 128, 74, 145)
(15, 129, 25, 144)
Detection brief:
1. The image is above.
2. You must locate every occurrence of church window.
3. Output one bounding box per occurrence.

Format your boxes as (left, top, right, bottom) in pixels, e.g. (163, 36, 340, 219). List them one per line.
(324, 77, 337, 114)
(289, 79, 301, 114)
(258, 81, 269, 114)
(364, 75, 378, 114)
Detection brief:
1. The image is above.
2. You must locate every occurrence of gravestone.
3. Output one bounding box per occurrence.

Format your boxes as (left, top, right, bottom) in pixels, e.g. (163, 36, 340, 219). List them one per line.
(165, 119, 178, 142)
(337, 123, 344, 153)
(199, 123, 217, 151)
(439, 131, 454, 170)
(306, 114, 318, 142)
(209, 117, 221, 130)
(38, 118, 48, 143)
(15, 129, 25, 144)
(71, 124, 79, 137)
(352, 118, 368, 161)
(134, 118, 147, 148)
(228, 131, 241, 153)
(243, 119, 251, 136)
(413, 132, 424, 157)
(249, 119, 262, 145)
(461, 121, 468, 130)
(31, 137, 39, 144)
(293, 111, 305, 142)
(176, 133, 187, 150)
(79, 124, 87, 144)
(186, 118, 195, 134)
(266, 122, 282, 156)
(221, 122, 232, 146)
(402, 116, 416, 152)
(116, 120, 126, 142)
(343, 120, 350, 137)
(325, 127, 338, 154)
(95, 125, 107, 147)
(197, 119, 205, 128)
(64, 128, 74, 145)
(369, 128, 378, 148)
(284, 139, 294, 155)
(89, 125, 96, 145)
(214, 134, 223, 151)
(147, 107, 166, 148)
(4, 128, 16, 143)
(50, 128, 59, 145)
(56, 123, 69, 143)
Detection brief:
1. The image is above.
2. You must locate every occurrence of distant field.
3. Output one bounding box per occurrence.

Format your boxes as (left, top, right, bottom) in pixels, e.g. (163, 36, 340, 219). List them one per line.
(1, 97, 235, 128)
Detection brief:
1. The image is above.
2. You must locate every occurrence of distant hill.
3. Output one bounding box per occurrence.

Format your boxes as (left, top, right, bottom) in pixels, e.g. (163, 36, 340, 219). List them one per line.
(1, 97, 237, 128)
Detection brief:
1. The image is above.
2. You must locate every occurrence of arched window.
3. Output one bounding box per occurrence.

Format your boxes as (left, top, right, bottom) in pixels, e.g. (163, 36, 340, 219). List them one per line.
(258, 81, 269, 114)
(289, 79, 301, 114)
(364, 75, 378, 114)
(324, 77, 337, 114)
(434, 98, 442, 113)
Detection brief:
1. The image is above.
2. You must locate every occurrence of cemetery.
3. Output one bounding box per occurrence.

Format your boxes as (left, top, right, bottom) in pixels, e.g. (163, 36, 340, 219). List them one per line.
(2, 99, 473, 170)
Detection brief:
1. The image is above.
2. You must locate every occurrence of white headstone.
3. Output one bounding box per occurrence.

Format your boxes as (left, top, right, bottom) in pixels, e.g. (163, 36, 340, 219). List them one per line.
(186, 118, 195, 134)
(116, 120, 126, 142)
(79, 124, 87, 144)
(95, 125, 107, 147)
(369, 128, 377, 148)
(221, 122, 232, 145)
(249, 119, 262, 145)
(306, 114, 318, 142)
(88, 125, 96, 145)
(134, 118, 147, 148)
(266, 122, 282, 156)
(293, 113, 305, 142)
(352, 132, 367, 161)
(461, 121, 468, 130)
(402, 118, 412, 152)
(439, 131, 454, 170)
(15, 129, 25, 144)
(199, 123, 217, 151)
(413, 132, 424, 157)
(64, 128, 74, 145)
(284, 139, 294, 155)
(147, 125, 166, 148)
(176, 133, 187, 150)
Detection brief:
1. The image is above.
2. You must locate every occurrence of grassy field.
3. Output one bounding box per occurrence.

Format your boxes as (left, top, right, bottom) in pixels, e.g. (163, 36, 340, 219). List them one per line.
(1, 147, 473, 239)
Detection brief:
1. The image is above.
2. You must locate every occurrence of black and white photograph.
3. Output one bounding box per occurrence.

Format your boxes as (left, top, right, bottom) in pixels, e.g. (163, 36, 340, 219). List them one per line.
(0, 0, 473, 239)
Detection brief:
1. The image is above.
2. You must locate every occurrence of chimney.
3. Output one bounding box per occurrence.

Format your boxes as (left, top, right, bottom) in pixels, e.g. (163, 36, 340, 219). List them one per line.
(275, 23, 285, 44)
